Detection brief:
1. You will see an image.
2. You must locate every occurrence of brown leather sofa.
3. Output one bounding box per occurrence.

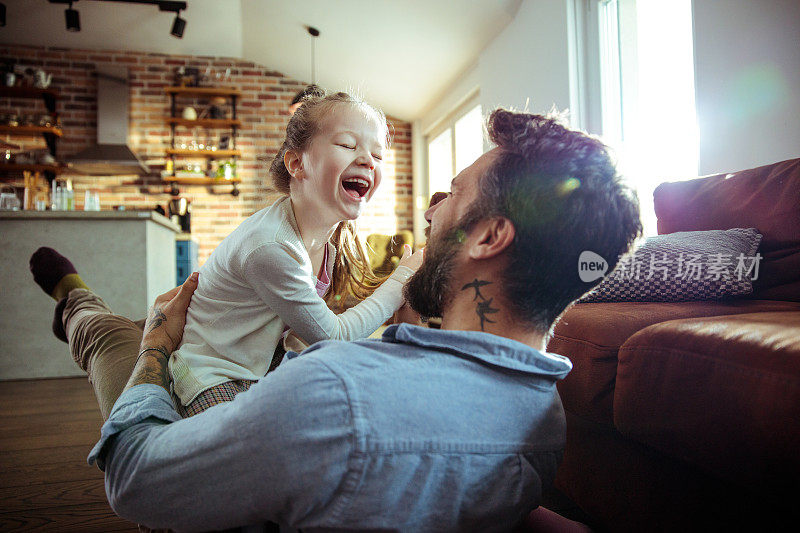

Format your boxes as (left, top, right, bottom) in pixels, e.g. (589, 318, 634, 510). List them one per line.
(546, 158, 800, 531)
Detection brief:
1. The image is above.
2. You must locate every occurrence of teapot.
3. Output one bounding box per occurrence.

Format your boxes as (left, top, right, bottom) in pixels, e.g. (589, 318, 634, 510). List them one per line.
(33, 70, 52, 89)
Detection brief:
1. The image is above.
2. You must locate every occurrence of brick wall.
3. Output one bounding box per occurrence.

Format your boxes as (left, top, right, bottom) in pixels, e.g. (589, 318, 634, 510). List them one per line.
(0, 44, 413, 265)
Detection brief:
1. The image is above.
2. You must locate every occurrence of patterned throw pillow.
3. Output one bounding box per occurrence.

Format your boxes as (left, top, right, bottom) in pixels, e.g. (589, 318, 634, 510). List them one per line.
(581, 228, 763, 302)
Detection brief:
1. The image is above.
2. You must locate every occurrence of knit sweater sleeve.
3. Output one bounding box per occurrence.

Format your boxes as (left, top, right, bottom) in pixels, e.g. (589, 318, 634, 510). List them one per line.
(242, 243, 413, 345)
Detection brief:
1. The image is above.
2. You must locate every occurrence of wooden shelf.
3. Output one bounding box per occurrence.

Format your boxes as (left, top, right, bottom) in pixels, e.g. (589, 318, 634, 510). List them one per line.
(0, 87, 61, 161)
(0, 163, 64, 174)
(166, 118, 242, 128)
(0, 125, 63, 137)
(163, 176, 241, 185)
(0, 86, 58, 100)
(165, 86, 241, 97)
(0, 140, 20, 150)
(165, 86, 240, 196)
(166, 148, 241, 158)
(0, 87, 59, 115)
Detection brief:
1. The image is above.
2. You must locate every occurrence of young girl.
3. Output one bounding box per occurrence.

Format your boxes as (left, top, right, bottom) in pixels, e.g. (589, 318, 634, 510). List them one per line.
(169, 91, 422, 416)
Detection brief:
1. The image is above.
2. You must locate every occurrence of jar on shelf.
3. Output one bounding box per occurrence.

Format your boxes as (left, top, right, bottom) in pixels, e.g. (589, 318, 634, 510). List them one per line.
(216, 160, 236, 180)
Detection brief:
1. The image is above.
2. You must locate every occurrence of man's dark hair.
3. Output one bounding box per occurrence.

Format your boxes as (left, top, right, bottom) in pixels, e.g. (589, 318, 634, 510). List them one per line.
(290, 84, 326, 106)
(462, 109, 641, 333)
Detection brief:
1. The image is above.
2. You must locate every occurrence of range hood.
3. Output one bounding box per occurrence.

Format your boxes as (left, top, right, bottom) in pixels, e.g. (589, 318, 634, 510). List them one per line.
(65, 67, 149, 176)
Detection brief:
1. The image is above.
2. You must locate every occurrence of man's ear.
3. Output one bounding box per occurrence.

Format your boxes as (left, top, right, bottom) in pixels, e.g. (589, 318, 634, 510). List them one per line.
(467, 217, 515, 260)
(284, 150, 304, 179)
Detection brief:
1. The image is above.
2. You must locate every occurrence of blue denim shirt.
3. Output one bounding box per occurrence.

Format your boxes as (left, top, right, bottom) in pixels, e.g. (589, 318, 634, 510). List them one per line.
(89, 324, 572, 532)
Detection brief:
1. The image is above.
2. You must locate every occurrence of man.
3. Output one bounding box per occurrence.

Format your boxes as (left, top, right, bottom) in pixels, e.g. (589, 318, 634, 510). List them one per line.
(37, 109, 640, 531)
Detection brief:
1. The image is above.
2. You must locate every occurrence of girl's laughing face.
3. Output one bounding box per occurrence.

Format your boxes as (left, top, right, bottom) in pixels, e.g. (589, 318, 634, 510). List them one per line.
(293, 104, 387, 225)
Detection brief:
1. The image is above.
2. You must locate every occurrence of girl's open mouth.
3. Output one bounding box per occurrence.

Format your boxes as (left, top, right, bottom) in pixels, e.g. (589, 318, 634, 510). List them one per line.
(342, 177, 370, 200)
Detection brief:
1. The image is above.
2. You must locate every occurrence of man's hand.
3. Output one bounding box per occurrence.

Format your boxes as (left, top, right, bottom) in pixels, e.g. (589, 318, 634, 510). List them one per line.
(124, 272, 198, 393)
(142, 271, 198, 354)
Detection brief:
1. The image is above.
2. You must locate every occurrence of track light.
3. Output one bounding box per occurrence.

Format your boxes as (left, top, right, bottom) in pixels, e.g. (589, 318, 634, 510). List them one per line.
(65, 1, 80, 32)
(170, 11, 186, 38)
(0, 3, 6, 28)
(48, 1, 186, 36)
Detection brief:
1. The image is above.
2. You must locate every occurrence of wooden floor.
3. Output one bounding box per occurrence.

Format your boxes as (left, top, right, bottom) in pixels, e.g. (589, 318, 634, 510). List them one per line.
(0, 377, 137, 531)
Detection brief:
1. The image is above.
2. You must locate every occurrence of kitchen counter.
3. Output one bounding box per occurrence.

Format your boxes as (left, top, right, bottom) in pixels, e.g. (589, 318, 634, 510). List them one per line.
(0, 210, 180, 379)
(0, 209, 179, 229)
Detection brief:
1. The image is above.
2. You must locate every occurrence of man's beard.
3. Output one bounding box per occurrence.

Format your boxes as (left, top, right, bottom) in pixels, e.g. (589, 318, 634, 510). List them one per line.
(404, 226, 462, 320)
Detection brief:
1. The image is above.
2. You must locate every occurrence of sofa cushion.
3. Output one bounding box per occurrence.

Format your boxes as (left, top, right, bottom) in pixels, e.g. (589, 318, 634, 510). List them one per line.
(581, 228, 762, 303)
(614, 312, 800, 488)
(654, 158, 800, 300)
(548, 300, 800, 425)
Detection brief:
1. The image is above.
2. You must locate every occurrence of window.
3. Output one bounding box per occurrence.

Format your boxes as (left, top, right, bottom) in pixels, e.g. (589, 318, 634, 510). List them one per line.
(428, 129, 453, 199)
(427, 103, 484, 200)
(599, 0, 623, 145)
(454, 105, 484, 175)
(597, 0, 698, 235)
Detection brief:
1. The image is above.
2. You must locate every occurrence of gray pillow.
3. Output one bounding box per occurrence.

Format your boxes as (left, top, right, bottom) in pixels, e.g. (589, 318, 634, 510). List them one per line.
(581, 228, 763, 302)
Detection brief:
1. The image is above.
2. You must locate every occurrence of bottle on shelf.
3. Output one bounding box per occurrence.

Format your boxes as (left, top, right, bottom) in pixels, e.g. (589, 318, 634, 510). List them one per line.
(65, 180, 74, 210)
(50, 179, 74, 210)
(51, 183, 60, 210)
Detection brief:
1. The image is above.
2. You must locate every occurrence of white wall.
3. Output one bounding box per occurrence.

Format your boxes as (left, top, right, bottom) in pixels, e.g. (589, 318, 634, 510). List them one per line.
(0, 0, 242, 58)
(412, 0, 573, 243)
(476, 0, 572, 117)
(416, 0, 572, 123)
(417, 0, 573, 133)
(692, 0, 800, 174)
(417, 63, 480, 135)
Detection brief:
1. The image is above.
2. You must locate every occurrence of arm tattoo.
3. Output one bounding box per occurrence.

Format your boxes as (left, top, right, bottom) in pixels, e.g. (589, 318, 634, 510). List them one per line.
(124, 343, 171, 393)
(461, 278, 499, 331)
(147, 308, 167, 333)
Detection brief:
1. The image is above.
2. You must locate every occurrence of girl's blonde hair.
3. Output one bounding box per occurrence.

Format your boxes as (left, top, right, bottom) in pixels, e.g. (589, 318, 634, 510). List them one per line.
(268, 91, 391, 310)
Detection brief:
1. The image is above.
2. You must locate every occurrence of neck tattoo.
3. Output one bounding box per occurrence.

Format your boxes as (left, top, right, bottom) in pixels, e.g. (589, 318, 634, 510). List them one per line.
(461, 278, 499, 331)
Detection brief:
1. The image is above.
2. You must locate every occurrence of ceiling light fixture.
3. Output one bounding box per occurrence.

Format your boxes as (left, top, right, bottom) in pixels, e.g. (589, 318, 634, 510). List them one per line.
(307, 26, 320, 84)
(65, 1, 80, 32)
(48, 1, 187, 37)
(170, 11, 185, 38)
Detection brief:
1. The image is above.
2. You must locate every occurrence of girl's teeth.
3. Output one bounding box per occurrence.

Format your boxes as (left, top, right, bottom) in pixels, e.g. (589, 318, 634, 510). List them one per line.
(342, 178, 370, 199)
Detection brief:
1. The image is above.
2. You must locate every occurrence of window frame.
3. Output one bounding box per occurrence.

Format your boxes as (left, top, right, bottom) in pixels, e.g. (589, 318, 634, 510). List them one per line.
(423, 91, 483, 201)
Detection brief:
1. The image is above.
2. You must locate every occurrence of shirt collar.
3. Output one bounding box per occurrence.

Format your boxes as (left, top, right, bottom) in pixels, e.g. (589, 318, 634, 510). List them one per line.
(381, 323, 572, 379)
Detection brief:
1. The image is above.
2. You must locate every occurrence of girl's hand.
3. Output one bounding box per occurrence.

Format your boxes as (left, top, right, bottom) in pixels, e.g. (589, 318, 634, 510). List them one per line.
(397, 244, 424, 272)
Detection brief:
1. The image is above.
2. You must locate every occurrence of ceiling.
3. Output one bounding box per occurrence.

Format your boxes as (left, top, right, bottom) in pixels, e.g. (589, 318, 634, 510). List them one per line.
(239, 0, 521, 119)
(0, 0, 521, 120)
